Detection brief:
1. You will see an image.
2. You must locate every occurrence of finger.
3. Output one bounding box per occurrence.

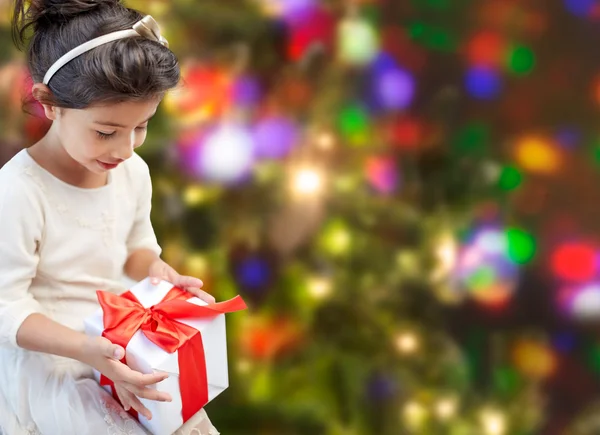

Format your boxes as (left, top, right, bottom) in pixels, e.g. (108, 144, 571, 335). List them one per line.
(186, 287, 215, 304)
(120, 368, 169, 387)
(121, 381, 172, 402)
(129, 393, 153, 420)
(114, 385, 133, 412)
(174, 275, 204, 289)
(99, 337, 125, 360)
(118, 387, 153, 420)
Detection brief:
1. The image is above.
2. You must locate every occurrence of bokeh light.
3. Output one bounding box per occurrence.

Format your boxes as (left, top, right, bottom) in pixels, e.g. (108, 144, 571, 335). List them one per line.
(551, 241, 597, 282)
(514, 136, 561, 174)
(506, 45, 536, 75)
(198, 123, 255, 184)
(253, 116, 299, 159)
(465, 66, 502, 100)
(337, 16, 380, 66)
(365, 156, 400, 194)
(466, 30, 505, 67)
(497, 165, 523, 191)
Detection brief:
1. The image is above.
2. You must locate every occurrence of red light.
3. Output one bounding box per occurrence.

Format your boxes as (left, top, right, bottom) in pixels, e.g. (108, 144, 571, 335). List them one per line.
(466, 31, 505, 67)
(551, 242, 597, 282)
(391, 118, 422, 150)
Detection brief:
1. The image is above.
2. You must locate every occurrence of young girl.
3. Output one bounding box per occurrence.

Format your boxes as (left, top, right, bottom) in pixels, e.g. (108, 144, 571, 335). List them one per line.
(0, 1, 220, 434)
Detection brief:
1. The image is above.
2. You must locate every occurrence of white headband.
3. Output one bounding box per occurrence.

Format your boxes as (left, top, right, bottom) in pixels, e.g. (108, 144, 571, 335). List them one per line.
(43, 15, 169, 86)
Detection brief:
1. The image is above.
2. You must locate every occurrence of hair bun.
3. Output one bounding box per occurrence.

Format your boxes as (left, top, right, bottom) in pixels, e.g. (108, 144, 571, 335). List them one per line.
(12, 0, 121, 48)
(32, 0, 119, 23)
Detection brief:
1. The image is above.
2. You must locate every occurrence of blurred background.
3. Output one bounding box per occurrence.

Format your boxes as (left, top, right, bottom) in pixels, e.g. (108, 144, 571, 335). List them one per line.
(2, 0, 600, 433)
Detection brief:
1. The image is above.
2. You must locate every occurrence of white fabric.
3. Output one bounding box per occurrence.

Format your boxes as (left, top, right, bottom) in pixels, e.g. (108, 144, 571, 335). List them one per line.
(0, 150, 219, 435)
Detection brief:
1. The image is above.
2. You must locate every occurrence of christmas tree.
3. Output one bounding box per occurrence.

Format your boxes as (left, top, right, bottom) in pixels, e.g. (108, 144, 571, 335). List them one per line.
(6, 0, 600, 433)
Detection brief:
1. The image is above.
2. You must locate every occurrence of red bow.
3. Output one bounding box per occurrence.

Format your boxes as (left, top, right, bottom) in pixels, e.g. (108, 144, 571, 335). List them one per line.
(96, 286, 247, 422)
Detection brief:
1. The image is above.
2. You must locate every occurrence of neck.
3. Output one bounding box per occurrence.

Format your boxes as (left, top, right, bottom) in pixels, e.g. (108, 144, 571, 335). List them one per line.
(29, 124, 107, 188)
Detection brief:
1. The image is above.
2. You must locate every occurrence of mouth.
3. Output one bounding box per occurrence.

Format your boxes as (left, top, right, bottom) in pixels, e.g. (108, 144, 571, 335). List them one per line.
(97, 160, 121, 170)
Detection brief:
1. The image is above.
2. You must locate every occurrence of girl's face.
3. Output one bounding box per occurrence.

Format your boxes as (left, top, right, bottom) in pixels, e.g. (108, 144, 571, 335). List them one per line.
(50, 99, 160, 174)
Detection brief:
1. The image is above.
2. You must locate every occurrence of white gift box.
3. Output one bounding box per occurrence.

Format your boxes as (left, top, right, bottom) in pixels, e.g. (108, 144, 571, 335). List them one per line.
(83, 278, 231, 435)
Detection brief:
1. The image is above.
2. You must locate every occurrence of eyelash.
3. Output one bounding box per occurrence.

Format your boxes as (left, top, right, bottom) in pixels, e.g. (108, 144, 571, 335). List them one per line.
(96, 126, 148, 140)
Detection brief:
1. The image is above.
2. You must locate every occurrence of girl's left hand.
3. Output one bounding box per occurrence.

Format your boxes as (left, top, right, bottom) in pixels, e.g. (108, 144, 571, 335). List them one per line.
(148, 259, 216, 304)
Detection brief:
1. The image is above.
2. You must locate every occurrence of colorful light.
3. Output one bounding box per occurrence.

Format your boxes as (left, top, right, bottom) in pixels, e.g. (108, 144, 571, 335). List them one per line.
(403, 401, 427, 428)
(319, 219, 352, 256)
(434, 397, 458, 420)
(506, 228, 536, 264)
(199, 123, 255, 184)
(365, 156, 399, 194)
(291, 167, 323, 196)
(337, 16, 380, 66)
(253, 116, 299, 159)
(497, 165, 523, 191)
(480, 409, 506, 435)
(512, 339, 557, 379)
(390, 117, 422, 150)
(465, 66, 502, 100)
(232, 76, 262, 108)
(559, 283, 600, 319)
(514, 136, 561, 174)
(287, 6, 335, 61)
(456, 228, 521, 307)
(370, 55, 416, 110)
(551, 242, 597, 282)
(466, 31, 505, 67)
(506, 45, 535, 75)
(236, 257, 272, 290)
(455, 122, 490, 154)
(339, 105, 370, 146)
(307, 276, 333, 299)
(395, 332, 419, 354)
(554, 126, 582, 149)
(565, 0, 596, 17)
(431, 233, 458, 282)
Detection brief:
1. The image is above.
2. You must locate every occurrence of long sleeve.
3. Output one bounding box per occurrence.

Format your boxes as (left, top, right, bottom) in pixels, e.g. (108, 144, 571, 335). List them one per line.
(0, 177, 44, 348)
(125, 154, 162, 257)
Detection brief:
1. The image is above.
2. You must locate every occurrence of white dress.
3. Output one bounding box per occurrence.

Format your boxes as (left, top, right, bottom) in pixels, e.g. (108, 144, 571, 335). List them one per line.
(0, 150, 219, 435)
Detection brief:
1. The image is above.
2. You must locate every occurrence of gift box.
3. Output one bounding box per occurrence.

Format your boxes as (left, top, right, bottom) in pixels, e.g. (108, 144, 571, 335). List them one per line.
(83, 277, 247, 435)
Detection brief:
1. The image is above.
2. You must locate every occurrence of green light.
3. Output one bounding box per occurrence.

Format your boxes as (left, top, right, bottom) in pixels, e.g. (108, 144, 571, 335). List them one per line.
(408, 22, 426, 39)
(506, 228, 536, 264)
(508, 45, 535, 75)
(427, 28, 456, 51)
(454, 122, 489, 154)
(467, 266, 495, 290)
(339, 105, 369, 146)
(498, 166, 523, 191)
(426, 0, 450, 8)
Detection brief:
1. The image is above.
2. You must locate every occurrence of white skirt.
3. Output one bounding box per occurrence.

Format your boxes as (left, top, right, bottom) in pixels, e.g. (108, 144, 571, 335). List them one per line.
(0, 347, 219, 435)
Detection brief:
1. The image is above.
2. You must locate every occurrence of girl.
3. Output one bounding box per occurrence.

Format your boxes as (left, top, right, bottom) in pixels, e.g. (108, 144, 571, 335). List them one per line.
(0, 1, 220, 434)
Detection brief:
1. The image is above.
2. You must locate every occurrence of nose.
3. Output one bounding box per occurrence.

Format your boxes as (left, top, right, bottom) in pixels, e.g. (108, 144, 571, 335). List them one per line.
(112, 131, 136, 161)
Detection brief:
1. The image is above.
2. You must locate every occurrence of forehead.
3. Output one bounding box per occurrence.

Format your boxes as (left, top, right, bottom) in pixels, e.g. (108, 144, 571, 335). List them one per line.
(77, 99, 161, 124)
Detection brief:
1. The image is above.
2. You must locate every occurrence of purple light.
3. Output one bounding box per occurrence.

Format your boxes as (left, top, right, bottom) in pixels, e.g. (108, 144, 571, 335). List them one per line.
(366, 157, 400, 194)
(555, 126, 581, 149)
(233, 76, 262, 108)
(465, 67, 502, 100)
(236, 257, 271, 289)
(369, 53, 415, 111)
(376, 68, 415, 110)
(253, 116, 299, 159)
(564, 0, 596, 17)
(281, 0, 317, 23)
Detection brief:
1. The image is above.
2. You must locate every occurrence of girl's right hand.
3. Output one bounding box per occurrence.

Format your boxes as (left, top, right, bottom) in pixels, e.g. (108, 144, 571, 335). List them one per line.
(80, 336, 172, 420)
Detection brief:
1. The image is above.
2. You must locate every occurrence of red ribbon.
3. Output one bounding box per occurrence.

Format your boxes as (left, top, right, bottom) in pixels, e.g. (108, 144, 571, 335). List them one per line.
(96, 286, 247, 422)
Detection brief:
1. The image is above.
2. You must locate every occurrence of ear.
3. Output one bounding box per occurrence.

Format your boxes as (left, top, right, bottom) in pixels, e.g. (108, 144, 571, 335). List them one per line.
(31, 83, 59, 121)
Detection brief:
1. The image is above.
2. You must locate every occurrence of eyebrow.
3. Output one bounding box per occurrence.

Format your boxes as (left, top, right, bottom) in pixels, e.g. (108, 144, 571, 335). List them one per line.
(94, 113, 156, 128)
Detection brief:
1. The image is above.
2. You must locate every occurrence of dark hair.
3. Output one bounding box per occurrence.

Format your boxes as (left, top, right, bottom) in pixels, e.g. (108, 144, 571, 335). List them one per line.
(12, 0, 180, 109)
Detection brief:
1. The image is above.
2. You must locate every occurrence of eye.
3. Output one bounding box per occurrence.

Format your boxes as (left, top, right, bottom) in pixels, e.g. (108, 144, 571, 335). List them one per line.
(96, 131, 115, 140)
(136, 126, 148, 132)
